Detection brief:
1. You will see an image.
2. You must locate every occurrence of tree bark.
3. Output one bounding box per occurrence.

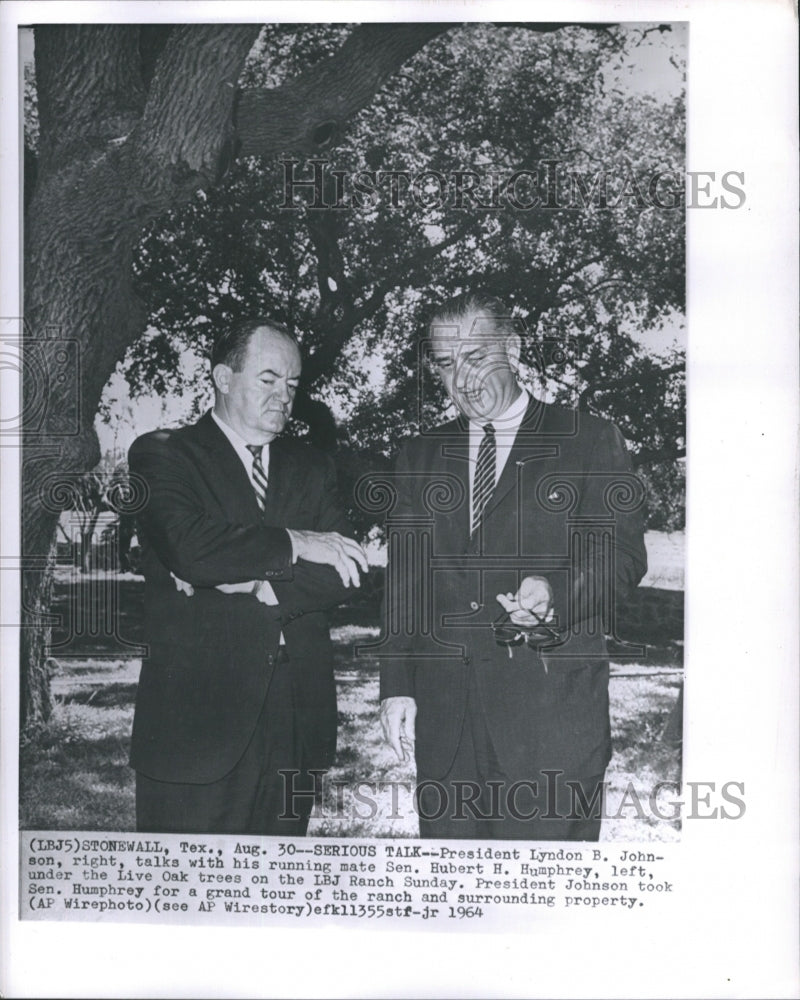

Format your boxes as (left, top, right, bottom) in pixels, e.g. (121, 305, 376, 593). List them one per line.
(21, 22, 454, 728)
(22, 20, 608, 727)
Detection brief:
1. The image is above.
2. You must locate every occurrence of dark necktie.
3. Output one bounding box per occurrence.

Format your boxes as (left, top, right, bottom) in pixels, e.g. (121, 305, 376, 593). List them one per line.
(472, 423, 496, 535)
(246, 444, 268, 513)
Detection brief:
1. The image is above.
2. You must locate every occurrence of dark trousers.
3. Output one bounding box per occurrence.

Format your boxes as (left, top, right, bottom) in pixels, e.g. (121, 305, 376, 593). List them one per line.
(416, 668, 605, 841)
(136, 650, 315, 836)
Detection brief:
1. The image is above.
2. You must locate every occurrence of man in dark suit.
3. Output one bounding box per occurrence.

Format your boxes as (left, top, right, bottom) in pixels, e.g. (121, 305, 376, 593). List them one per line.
(380, 295, 647, 840)
(129, 317, 366, 836)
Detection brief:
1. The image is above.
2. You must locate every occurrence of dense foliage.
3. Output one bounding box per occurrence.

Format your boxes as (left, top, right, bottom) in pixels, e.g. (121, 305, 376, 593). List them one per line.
(120, 25, 684, 529)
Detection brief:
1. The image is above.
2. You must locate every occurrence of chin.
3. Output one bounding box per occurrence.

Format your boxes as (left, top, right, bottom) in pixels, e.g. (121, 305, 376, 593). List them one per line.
(460, 401, 492, 421)
(261, 418, 287, 437)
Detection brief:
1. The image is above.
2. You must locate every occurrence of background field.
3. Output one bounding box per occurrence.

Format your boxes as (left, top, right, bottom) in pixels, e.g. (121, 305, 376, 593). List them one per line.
(20, 532, 683, 840)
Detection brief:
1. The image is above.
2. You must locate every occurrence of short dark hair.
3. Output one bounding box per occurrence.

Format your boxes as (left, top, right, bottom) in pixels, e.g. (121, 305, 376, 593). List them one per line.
(429, 293, 524, 340)
(211, 317, 297, 372)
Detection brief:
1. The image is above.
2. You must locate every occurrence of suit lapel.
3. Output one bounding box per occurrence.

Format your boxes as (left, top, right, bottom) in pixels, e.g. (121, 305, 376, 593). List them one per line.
(482, 395, 555, 520)
(431, 419, 471, 553)
(190, 411, 262, 523)
(261, 439, 292, 522)
(431, 398, 558, 550)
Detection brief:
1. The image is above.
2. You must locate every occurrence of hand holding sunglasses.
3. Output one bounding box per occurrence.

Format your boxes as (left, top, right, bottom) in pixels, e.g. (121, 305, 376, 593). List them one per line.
(494, 575, 562, 651)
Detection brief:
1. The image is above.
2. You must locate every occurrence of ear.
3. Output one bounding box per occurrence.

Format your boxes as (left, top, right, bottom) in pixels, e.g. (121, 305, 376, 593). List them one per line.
(505, 333, 522, 370)
(212, 363, 232, 395)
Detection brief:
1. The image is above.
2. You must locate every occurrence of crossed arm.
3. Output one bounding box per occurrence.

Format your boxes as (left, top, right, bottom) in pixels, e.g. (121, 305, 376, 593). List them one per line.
(130, 433, 367, 617)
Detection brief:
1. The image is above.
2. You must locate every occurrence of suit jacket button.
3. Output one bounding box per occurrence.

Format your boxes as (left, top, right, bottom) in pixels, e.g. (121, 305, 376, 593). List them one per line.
(470, 601, 480, 611)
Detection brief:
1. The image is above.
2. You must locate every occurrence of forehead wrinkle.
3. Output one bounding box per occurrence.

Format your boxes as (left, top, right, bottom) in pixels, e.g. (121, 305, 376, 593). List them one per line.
(432, 310, 509, 350)
(246, 329, 301, 373)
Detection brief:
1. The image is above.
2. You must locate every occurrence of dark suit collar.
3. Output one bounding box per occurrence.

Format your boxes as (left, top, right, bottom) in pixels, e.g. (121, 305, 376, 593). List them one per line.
(189, 410, 263, 521)
(194, 410, 301, 518)
(195, 409, 293, 464)
(192, 409, 237, 453)
(429, 395, 550, 550)
(489, 396, 557, 506)
(518, 392, 547, 435)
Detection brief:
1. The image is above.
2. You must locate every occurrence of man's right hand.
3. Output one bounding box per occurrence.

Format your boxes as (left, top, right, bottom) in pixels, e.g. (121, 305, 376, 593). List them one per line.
(287, 530, 368, 588)
(380, 696, 417, 762)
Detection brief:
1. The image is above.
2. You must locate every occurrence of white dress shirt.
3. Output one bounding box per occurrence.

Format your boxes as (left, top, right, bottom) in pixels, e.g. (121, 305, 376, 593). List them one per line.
(211, 409, 271, 496)
(467, 388, 530, 525)
(211, 409, 284, 633)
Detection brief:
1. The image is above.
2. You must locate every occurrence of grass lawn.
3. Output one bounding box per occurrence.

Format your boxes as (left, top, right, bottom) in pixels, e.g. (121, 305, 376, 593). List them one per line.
(22, 534, 683, 838)
(20, 636, 682, 841)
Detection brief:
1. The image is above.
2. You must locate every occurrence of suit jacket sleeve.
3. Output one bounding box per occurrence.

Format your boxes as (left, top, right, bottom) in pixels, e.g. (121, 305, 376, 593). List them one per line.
(269, 452, 357, 620)
(564, 418, 648, 629)
(129, 431, 294, 587)
(379, 440, 418, 701)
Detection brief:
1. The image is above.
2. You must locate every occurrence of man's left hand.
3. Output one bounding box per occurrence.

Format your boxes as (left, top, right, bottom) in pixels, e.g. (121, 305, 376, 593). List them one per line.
(496, 575, 554, 626)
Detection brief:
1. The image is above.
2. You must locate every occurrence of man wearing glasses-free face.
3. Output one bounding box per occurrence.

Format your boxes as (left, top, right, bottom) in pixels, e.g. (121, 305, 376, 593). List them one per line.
(379, 294, 647, 840)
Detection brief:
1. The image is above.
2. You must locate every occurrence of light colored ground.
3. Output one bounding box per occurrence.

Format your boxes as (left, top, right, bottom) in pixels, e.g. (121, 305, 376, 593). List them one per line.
(23, 533, 683, 838)
(642, 530, 684, 591)
(307, 655, 682, 842)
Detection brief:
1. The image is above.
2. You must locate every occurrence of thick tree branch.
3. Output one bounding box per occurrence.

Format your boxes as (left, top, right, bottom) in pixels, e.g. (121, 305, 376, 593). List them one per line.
(358, 219, 477, 321)
(307, 211, 356, 324)
(138, 25, 176, 89)
(553, 254, 605, 290)
(132, 24, 261, 201)
(235, 23, 452, 158)
(302, 218, 477, 385)
(617, 361, 685, 385)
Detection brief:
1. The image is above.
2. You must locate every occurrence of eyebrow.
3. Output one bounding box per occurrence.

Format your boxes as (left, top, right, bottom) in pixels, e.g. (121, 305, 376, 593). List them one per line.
(258, 368, 301, 379)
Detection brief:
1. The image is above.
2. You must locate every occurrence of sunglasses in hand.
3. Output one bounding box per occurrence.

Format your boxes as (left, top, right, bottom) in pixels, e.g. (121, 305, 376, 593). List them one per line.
(491, 610, 563, 649)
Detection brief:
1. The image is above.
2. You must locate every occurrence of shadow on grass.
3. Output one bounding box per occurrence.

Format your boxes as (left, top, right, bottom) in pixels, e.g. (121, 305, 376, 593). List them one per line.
(49, 575, 145, 656)
(21, 717, 135, 831)
(22, 577, 683, 837)
(59, 682, 138, 709)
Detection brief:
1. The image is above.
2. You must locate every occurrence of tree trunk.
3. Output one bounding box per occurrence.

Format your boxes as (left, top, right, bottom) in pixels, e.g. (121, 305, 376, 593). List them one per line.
(20, 22, 482, 728)
(21, 25, 258, 727)
(80, 529, 94, 574)
(20, 548, 56, 728)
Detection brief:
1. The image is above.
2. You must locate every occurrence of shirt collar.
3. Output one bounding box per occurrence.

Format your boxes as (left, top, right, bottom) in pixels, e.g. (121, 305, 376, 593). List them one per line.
(211, 408, 267, 462)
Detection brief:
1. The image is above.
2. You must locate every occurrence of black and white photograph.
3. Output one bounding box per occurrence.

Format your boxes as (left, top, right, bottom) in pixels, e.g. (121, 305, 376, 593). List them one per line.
(1, 1, 797, 998)
(17, 17, 686, 842)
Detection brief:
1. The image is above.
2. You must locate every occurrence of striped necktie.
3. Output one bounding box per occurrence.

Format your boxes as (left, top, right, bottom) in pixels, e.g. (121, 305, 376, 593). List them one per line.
(246, 444, 268, 513)
(471, 423, 496, 535)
